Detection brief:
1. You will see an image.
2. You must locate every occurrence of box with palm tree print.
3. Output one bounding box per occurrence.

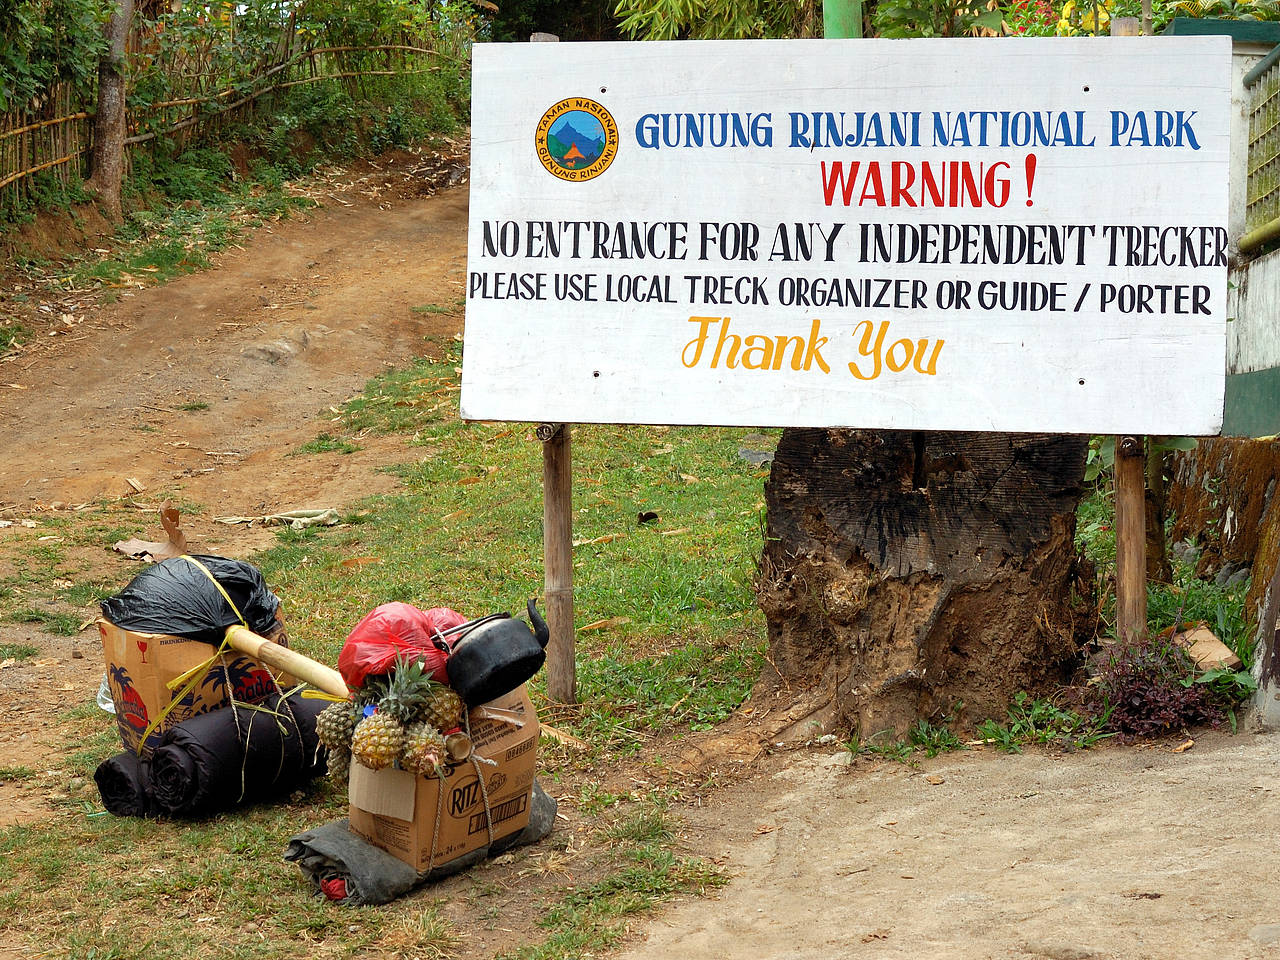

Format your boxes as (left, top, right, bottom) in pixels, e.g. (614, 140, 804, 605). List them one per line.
(99, 614, 297, 758)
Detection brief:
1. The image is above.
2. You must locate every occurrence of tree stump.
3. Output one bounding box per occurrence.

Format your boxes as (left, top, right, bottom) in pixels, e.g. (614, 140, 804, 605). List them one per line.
(756, 429, 1091, 740)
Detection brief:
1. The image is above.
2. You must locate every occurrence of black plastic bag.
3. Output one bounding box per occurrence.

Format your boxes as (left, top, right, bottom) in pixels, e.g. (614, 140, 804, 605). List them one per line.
(100, 555, 280, 643)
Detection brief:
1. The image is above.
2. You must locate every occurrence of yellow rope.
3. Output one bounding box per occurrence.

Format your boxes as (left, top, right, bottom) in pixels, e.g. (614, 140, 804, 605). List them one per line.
(132, 557, 251, 756)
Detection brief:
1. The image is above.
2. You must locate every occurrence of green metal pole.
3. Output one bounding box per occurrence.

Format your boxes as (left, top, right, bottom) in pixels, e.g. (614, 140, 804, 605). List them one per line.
(823, 0, 863, 38)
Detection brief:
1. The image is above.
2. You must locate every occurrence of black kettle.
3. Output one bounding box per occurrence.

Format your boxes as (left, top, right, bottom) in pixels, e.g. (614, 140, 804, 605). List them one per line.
(444, 599, 549, 707)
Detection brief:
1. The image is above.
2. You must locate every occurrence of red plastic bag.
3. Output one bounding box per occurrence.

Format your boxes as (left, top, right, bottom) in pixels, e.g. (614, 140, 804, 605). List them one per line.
(337, 602, 468, 690)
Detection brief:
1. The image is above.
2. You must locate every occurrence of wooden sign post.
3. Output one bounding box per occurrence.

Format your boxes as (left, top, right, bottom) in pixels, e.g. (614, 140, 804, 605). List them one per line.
(538, 422, 576, 702)
(1111, 16, 1148, 644)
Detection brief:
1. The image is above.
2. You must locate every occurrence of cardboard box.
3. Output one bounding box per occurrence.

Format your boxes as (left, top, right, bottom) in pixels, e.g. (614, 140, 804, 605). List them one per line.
(348, 685, 539, 873)
(100, 616, 296, 757)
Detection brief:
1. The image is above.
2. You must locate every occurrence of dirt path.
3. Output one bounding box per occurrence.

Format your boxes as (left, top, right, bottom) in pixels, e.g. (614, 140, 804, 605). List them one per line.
(1, 151, 1278, 960)
(625, 730, 1280, 960)
(1, 151, 467, 517)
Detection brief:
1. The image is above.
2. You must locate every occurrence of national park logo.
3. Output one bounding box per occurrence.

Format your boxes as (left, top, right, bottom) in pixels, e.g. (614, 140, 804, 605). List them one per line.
(535, 98, 618, 182)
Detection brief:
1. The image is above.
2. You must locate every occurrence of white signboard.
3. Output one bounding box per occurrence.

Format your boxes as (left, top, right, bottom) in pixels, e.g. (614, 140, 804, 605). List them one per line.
(462, 38, 1230, 434)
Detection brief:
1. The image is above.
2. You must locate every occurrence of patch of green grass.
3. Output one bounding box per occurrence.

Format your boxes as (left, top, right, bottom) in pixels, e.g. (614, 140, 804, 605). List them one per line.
(500, 804, 726, 960)
(1, 320, 32, 355)
(1148, 560, 1253, 664)
(907, 718, 965, 757)
(62, 581, 115, 607)
(0, 766, 35, 781)
(574, 784, 630, 815)
(411, 301, 462, 315)
(977, 692, 1113, 753)
(258, 344, 767, 757)
(9, 607, 82, 636)
(850, 718, 965, 763)
(294, 432, 359, 456)
(328, 350, 460, 435)
(179, 401, 209, 412)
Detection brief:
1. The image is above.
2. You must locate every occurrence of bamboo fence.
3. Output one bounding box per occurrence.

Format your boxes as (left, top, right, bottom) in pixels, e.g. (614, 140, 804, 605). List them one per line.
(0, 39, 447, 212)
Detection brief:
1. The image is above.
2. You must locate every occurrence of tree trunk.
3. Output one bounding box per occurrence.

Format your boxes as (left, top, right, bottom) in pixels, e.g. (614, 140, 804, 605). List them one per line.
(756, 428, 1091, 740)
(85, 0, 135, 221)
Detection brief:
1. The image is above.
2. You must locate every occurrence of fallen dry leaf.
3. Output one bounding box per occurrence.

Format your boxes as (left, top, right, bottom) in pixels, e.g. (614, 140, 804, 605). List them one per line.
(572, 534, 623, 547)
(926, 775, 945, 785)
(579, 616, 632, 633)
(1172, 739, 1195, 754)
(111, 505, 187, 562)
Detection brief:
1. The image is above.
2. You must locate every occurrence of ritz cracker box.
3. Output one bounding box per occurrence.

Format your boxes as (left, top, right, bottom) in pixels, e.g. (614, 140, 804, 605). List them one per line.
(99, 616, 295, 757)
(348, 685, 540, 872)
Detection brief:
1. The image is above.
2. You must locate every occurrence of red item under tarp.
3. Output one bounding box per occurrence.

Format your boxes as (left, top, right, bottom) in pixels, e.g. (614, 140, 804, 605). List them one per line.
(337, 602, 467, 690)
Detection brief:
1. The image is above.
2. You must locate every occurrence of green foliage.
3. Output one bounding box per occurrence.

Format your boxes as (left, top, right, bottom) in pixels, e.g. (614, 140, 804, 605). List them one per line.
(1084, 435, 1196, 484)
(0, 169, 94, 226)
(907, 717, 965, 756)
(1003, 0, 1059, 35)
(850, 717, 965, 762)
(1147, 567, 1253, 665)
(874, 0, 1004, 36)
(1088, 633, 1227, 737)
(614, 0, 819, 39)
(0, 0, 105, 112)
(1173, 0, 1280, 19)
(1075, 481, 1116, 577)
(977, 692, 1113, 752)
(483, 0, 620, 41)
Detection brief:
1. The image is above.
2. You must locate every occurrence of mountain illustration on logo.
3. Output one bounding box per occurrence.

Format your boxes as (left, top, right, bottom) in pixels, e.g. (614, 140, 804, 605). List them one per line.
(547, 111, 605, 169)
(536, 97, 618, 182)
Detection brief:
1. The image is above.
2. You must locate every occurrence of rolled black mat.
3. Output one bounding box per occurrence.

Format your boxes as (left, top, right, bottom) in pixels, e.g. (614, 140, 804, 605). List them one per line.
(148, 692, 327, 817)
(94, 751, 154, 818)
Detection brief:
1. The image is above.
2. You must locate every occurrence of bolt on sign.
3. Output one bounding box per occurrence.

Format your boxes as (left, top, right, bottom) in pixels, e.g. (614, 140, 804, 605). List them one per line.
(462, 38, 1230, 434)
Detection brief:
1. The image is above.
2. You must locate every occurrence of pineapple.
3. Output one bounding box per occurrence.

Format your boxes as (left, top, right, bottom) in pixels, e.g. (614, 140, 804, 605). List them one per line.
(316, 701, 357, 753)
(349, 657, 438, 770)
(316, 700, 358, 780)
(401, 722, 447, 777)
(350, 712, 405, 770)
(328, 749, 351, 781)
(422, 684, 465, 732)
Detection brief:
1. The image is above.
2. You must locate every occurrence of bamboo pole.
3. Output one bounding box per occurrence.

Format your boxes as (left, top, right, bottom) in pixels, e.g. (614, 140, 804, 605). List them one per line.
(539, 423, 576, 703)
(0, 147, 90, 190)
(0, 112, 90, 143)
(224, 625, 349, 699)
